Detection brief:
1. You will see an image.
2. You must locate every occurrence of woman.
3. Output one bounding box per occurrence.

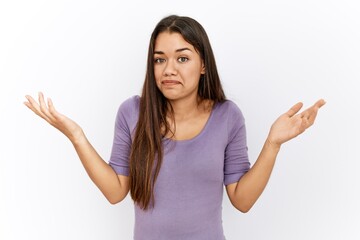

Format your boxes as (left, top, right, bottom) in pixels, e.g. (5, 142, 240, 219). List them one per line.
(24, 15, 325, 239)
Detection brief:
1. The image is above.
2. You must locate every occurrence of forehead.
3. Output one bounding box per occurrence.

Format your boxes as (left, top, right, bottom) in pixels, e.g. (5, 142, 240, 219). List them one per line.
(154, 32, 195, 52)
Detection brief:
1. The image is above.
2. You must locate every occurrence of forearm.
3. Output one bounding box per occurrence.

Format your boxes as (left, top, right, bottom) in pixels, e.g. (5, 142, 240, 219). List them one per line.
(230, 139, 280, 212)
(71, 132, 127, 204)
(227, 99, 325, 212)
(24, 93, 128, 203)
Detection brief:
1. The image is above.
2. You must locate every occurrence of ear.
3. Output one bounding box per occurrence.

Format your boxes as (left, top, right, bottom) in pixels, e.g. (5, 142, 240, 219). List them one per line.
(201, 62, 206, 74)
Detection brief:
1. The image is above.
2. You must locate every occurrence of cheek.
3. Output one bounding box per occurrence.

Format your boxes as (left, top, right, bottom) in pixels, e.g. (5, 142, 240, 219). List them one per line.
(185, 68, 202, 84)
(154, 67, 162, 83)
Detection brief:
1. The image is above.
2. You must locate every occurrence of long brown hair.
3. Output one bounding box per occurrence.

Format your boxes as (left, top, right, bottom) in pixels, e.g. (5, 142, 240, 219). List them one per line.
(129, 15, 226, 210)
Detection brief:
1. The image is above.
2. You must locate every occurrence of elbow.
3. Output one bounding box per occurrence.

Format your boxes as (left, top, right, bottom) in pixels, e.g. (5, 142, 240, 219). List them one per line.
(108, 198, 122, 205)
(106, 192, 128, 205)
(232, 201, 255, 213)
(229, 192, 257, 213)
(236, 205, 252, 213)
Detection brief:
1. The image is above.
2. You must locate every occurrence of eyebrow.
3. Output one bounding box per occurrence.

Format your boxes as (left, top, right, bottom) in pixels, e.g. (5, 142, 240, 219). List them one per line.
(154, 47, 193, 55)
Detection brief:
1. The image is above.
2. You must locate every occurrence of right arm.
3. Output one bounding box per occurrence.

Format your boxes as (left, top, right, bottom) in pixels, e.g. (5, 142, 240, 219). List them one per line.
(24, 92, 129, 204)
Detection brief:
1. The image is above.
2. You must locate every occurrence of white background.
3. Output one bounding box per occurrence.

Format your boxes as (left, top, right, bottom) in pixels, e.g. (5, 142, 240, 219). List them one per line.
(1, 0, 359, 239)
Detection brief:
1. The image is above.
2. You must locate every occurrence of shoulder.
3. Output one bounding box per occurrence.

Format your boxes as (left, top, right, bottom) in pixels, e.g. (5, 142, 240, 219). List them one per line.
(115, 95, 140, 124)
(214, 100, 246, 135)
(215, 99, 245, 120)
(118, 95, 140, 114)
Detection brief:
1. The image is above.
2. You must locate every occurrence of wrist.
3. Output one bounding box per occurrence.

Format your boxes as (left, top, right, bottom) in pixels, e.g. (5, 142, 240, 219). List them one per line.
(265, 137, 281, 152)
(69, 128, 87, 146)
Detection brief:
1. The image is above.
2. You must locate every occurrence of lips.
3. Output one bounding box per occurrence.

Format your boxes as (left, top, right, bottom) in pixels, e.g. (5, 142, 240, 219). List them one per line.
(161, 80, 181, 85)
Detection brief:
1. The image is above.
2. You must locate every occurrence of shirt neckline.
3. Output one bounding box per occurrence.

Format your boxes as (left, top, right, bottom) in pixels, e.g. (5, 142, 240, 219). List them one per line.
(163, 102, 219, 144)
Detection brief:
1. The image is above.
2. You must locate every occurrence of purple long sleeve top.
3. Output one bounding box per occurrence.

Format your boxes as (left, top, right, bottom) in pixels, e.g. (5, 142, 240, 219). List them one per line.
(109, 95, 250, 240)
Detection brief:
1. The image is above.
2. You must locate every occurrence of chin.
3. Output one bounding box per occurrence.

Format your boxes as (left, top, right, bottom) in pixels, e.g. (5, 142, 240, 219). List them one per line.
(159, 90, 178, 100)
(159, 89, 197, 102)
(162, 94, 180, 101)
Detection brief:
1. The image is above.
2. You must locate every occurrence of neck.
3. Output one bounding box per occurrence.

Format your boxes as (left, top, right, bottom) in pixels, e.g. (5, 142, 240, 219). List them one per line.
(168, 95, 201, 120)
(168, 95, 214, 122)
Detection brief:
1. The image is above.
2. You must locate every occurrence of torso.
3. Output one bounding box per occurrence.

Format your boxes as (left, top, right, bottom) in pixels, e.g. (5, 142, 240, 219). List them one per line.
(108, 95, 250, 240)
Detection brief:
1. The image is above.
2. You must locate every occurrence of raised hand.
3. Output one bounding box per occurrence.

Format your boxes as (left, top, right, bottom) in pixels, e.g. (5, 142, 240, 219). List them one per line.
(267, 99, 326, 148)
(24, 92, 84, 143)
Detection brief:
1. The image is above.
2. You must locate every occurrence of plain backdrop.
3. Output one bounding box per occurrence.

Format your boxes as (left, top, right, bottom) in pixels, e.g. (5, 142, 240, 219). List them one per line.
(1, 0, 359, 239)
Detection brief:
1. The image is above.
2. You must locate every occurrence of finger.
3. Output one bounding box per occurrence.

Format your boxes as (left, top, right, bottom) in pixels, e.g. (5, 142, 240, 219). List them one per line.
(25, 93, 58, 126)
(41, 94, 56, 125)
(37, 92, 55, 122)
(306, 104, 322, 126)
(299, 117, 308, 133)
(25, 95, 37, 107)
(286, 102, 303, 117)
(47, 97, 60, 119)
(38, 92, 54, 118)
(23, 101, 35, 112)
(38, 92, 47, 112)
(300, 99, 324, 117)
(24, 95, 43, 117)
(303, 99, 326, 120)
(314, 99, 326, 109)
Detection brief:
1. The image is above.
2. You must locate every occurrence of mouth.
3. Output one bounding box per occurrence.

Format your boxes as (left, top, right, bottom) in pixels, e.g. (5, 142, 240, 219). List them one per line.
(161, 80, 181, 85)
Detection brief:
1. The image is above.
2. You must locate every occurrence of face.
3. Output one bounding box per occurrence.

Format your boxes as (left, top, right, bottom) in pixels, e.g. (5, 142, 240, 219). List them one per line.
(153, 32, 205, 102)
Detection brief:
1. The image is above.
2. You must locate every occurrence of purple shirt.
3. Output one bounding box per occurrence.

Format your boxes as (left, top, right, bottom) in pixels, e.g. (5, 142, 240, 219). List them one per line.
(109, 95, 250, 240)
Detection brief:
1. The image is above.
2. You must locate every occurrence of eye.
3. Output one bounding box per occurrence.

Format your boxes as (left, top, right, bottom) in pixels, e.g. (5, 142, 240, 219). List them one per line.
(154, 58, 165, 63)
(178, 57, 189, 63)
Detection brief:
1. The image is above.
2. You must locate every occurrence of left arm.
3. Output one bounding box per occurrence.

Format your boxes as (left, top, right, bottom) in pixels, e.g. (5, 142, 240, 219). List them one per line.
(226, 99, 326, 213)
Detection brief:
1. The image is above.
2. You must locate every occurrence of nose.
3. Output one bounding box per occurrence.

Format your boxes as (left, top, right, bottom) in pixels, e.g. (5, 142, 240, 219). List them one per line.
(163, 59, 177, 76)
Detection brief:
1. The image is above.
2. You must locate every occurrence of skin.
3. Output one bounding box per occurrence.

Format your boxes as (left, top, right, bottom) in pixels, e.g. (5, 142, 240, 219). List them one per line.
(154, 32, 205, 104)
(153, 32, 210, 140)
(24, 32, 326, 211)
(24, 93, 129, 204)
(226, 100, 325, 212)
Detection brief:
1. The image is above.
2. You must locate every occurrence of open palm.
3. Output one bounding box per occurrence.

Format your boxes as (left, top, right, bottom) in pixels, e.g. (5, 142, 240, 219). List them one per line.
(268, 99, 326, 147)
(24, 92, 83, 142)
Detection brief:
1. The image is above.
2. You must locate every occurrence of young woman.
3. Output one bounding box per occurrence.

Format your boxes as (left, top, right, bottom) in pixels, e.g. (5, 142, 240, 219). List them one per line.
(24, 15, 325, 239)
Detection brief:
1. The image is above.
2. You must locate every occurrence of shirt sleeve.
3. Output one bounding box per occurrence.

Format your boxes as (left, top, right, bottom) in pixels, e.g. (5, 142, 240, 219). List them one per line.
(224, 101, 250, 185)
(108, 96, 138, 176)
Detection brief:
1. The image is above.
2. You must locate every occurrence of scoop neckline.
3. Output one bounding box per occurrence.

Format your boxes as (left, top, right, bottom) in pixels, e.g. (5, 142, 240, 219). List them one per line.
(163, 103, 218, 144)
